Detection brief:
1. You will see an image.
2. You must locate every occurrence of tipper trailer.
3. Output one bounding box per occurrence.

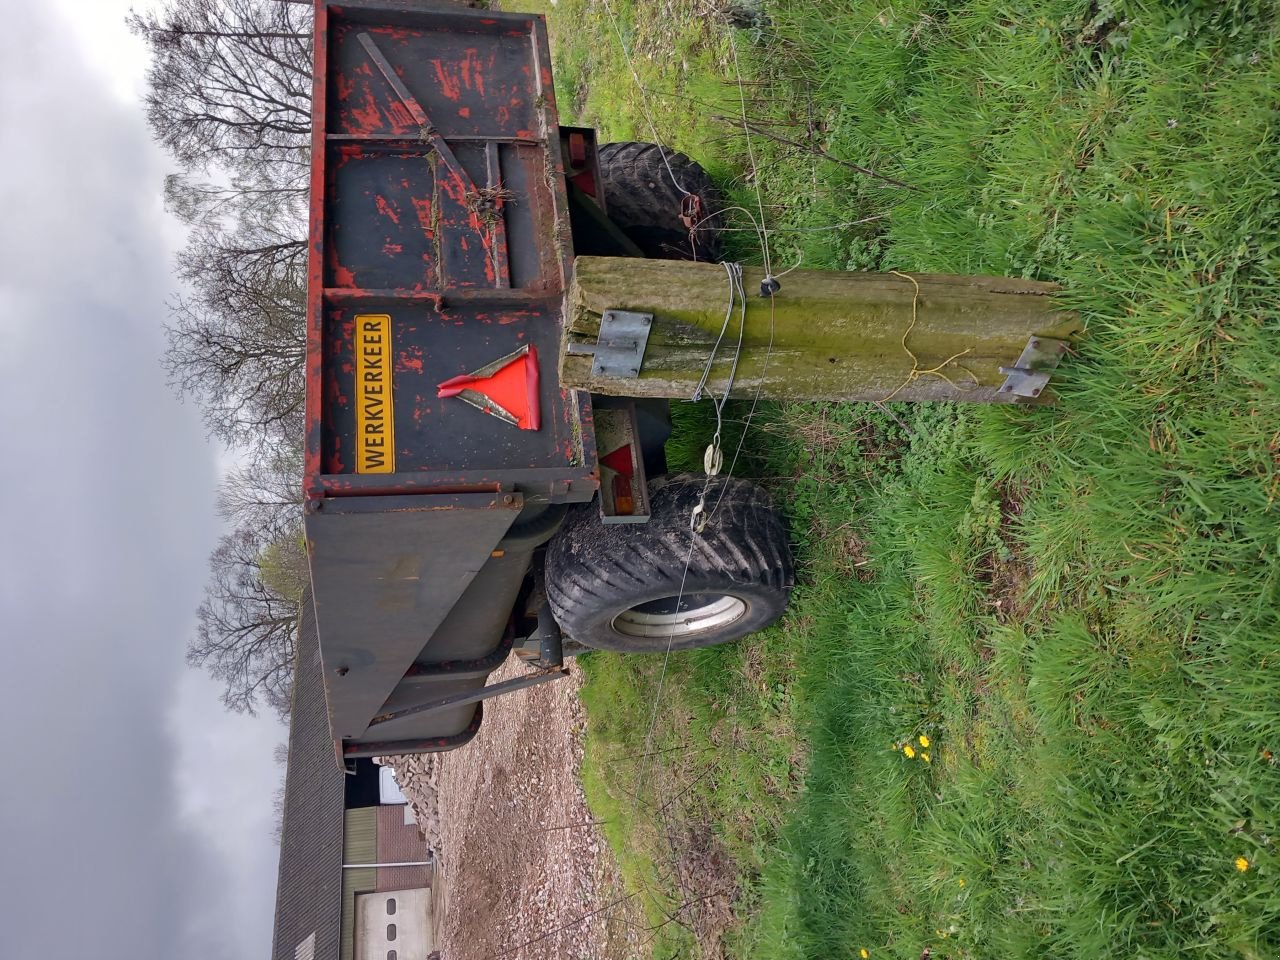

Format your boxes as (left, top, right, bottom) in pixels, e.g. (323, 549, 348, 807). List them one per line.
(304, 0, 793, 759)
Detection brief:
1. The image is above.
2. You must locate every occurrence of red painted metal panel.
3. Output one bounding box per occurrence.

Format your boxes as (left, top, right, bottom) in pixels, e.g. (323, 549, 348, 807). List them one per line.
(305, 1, 596, 502)
(305, 0, 331, 499)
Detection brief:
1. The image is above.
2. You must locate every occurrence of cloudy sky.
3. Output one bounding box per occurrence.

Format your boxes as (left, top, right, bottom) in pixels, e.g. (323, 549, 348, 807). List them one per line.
(0, 2, 285, 957)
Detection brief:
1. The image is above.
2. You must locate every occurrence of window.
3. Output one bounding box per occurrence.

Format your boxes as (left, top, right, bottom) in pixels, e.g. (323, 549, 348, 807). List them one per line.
(386, 924, 397, 941)
(385, 898, 397, 916)
(387, 953, 397, 960)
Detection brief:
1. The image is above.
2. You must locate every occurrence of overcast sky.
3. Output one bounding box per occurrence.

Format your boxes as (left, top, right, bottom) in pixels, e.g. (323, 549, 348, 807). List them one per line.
(0, 3, 285, 958)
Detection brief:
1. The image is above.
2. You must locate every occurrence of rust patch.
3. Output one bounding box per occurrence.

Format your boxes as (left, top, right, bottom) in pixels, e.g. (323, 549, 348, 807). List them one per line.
(331, 262, 357, 288)
(350, 88, 383, 134)
(396, 345, 425, 375)
(387, 102, 414, 128)
(410, 197, 435, 236)
(432, 59, 462, 101)
(459, 48, 480, 93)
(374, 194, 401, 224)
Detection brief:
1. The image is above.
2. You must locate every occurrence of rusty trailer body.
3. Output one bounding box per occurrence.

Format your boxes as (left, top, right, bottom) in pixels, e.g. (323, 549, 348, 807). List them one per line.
(303, 0, 795, 761)
(304, 1, 600, 757)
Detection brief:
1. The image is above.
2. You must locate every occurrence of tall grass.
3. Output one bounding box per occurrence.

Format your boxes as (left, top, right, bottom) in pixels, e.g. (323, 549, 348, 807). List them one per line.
(530, 0, 1280, 956)
(738, 2, 1280, 957)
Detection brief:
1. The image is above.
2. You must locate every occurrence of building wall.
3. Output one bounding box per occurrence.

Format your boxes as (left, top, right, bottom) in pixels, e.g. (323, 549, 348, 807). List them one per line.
(375, 805, 431, 892)
(341, 808, 378, 960)
(354, 888, 434, 960)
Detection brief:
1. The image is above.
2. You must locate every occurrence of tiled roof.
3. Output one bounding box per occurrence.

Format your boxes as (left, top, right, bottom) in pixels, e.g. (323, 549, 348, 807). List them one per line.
(271, 594, 344, 960)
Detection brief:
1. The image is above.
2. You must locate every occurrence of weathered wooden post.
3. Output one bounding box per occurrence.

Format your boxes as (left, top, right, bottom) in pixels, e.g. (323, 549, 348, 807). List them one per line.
(561, 257, 1082, 403)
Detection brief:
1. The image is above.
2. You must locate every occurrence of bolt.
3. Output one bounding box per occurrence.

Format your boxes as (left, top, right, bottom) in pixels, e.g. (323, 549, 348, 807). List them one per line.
(503, 494, 514, 504)
(336, 666, 350, 676)
(1032, 388, 1042, 397)
(1001, 385, 1012, 392)
(1031, 338, 1041, 348)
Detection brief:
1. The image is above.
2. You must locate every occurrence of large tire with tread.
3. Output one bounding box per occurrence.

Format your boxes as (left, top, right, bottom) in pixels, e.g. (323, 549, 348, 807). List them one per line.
(545, 474, 792, 652)
(597, 141, 725, 262)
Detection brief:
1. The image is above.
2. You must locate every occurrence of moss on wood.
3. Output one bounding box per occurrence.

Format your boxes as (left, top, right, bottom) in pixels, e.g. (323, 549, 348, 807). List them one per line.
(562, 257, 1081, 403)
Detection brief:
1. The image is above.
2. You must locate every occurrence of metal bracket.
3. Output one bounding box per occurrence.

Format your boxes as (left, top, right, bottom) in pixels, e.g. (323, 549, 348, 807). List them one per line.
(565, 309, 652, 378)
(998, 337, 1070, 399)
(366, 665, 569, 728)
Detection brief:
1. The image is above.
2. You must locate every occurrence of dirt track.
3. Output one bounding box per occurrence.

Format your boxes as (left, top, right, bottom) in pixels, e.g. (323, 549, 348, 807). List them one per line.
(395, 658, 642, 960)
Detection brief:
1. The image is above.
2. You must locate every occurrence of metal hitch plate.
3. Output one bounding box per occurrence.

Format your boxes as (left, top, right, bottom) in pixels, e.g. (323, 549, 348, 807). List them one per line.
(565, 309, 652, 379)
(999, 337, 1070, 399)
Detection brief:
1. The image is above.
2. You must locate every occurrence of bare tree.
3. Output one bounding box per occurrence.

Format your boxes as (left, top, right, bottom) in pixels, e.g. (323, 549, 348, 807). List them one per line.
(163, 220, 308, 452)
(217, 441, 305, 537)
(271, 740, 290, 844)
(135, 0, 317, 714)
(133, 0, 314, 454)
(187, 443, 308, 716)
(192, 522, 301, 717)
(164, 169, 307, 229)
(128, 0, 313, 181)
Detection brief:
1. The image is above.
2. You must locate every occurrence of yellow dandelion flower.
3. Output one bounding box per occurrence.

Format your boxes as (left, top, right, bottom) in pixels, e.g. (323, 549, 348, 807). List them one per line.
(919, 734, 931, 748)
(921, 752, 931, 763)
(958, 877, 966, 887)
(860, 950, 870, 959)
(903, 744, 916, 759)
(1235, 857, 1250, 872)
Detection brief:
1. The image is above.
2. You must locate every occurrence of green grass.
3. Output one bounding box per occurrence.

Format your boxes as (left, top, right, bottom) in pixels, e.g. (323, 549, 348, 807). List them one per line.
(525, 0, 1280, 957)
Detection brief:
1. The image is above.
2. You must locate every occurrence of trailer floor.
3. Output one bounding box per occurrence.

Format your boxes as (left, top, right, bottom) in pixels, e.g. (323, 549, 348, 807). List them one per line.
(424, 658, 643, 960)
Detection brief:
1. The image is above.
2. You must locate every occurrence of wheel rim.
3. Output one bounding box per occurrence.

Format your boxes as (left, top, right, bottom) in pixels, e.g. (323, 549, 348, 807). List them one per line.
(611, 592, 748, 640)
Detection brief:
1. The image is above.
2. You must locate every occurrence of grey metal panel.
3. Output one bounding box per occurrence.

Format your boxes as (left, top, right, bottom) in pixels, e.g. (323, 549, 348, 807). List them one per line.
(369, 678, 485, 741)
(414, 539, 535, 663)
(307, 492, 522, 740)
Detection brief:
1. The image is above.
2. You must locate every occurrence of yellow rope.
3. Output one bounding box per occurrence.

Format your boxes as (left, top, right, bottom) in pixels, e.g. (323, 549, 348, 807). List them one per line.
(879, 270, 975, 403)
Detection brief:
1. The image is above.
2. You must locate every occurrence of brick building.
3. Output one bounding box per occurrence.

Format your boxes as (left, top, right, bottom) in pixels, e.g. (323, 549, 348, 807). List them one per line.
(272, 597, 437, 960)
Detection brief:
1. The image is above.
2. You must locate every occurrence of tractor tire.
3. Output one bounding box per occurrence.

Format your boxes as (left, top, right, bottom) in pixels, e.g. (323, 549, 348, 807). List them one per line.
(544, 474, 792, 653)
(597, 141, 725, 262)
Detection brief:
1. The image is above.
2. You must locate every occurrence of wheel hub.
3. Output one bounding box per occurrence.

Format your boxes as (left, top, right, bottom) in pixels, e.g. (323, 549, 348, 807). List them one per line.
(611, 592, 748, 640)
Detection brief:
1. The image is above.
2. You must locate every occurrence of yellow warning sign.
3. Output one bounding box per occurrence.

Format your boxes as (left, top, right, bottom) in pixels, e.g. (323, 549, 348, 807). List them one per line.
(355, 314, 395, 474)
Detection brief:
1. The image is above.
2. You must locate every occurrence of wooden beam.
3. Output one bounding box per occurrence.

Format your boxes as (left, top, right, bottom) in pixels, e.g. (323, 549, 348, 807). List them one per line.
(561, 257, 1082, 403)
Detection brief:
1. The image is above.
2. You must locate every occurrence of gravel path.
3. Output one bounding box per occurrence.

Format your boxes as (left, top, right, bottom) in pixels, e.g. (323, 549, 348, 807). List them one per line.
(390, 658, 642, 960)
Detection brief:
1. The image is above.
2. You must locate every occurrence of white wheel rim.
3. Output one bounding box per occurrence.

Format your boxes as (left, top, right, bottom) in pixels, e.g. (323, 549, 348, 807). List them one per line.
(611, 593, 748, 640)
